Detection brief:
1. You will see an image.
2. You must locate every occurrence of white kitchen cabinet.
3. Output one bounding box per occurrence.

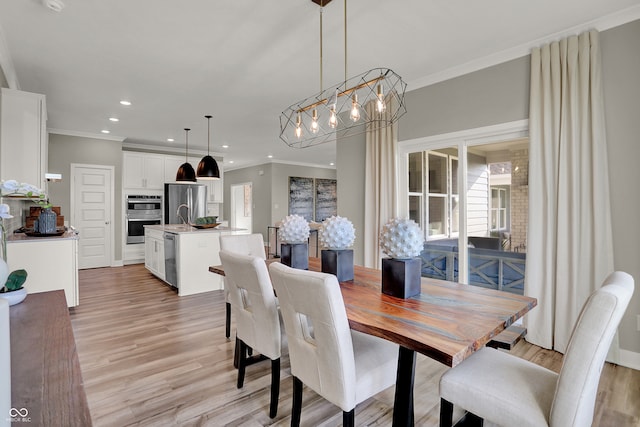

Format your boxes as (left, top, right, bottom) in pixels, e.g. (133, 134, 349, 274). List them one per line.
(123, 151, 165, 190)
(0, 88, 47, 187)
(202, 161, 224, 203)
(6, 236, 79, 307)
(144, 228, 165, 280)
(163, 155, 183, 183)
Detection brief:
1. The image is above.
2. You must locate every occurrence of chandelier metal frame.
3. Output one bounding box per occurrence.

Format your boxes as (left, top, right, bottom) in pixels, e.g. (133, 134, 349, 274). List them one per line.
(279, 68, 407, 148)
(279, 0, 407, 148)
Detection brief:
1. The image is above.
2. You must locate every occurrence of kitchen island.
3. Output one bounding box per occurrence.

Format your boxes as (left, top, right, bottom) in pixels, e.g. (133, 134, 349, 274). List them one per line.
(144, 224, 247, 296)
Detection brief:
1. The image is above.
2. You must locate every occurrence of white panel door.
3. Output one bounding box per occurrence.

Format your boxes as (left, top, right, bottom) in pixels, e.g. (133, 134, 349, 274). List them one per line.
(73, 165, 113, 269)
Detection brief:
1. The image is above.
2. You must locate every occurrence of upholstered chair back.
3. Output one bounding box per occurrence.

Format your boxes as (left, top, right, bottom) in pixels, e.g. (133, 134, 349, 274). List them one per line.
(219, 250, 280, 360)
(269, 262, 358, 411)
(220, 233, 266, 260)
(550, 271, 634, 426)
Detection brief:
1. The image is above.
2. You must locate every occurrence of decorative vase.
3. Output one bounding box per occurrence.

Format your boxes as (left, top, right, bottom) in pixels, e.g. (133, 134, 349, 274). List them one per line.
(321, 249, 354, 281)
(37, 208, 57, 234)
(281, 243, 309, 270)
(0, 287, 27, 306)
(381, 257, 421, 299)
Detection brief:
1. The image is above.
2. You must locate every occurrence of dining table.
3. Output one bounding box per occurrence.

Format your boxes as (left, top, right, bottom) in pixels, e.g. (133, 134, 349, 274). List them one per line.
(209, 257, 537, 426)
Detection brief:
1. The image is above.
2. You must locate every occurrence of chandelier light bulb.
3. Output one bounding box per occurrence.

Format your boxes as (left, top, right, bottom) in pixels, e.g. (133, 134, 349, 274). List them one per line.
(310, 109, 319, 134)
(295, 113, 303, 139)
(376, 84, 386, 113)
(350, 93, 360, 122)
(328, 105, 338, 128)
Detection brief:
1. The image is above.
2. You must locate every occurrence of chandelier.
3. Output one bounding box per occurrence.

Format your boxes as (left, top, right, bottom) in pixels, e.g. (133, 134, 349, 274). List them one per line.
(279, 0, 407, 148)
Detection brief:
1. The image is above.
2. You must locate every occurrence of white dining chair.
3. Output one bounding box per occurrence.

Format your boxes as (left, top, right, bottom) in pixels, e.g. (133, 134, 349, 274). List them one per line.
(219, 233, 266, 338)
(269, 262, 398, 427)
(219, 250, 282, 418)
(439, 271, 634, 427)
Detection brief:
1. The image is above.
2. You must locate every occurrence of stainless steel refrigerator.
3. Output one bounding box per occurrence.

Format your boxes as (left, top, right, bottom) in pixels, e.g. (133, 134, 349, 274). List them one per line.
(164, 183, 207, 224)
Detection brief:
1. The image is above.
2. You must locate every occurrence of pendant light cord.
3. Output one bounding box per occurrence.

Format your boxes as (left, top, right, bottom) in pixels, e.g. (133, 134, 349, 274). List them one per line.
(184, 128, 190, 161)
(320, 7, 323, 93)
(344, 0, 347, 84)
(205, 115, 212, 155)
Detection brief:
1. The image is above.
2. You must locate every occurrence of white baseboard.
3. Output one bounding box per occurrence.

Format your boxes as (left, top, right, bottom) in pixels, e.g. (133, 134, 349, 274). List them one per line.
(619, 349, 640, 371)
(112, 260, 124, 267)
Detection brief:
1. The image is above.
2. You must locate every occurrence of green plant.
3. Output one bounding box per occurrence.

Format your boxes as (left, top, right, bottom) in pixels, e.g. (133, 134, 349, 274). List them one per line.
(1, 269, 27, 293)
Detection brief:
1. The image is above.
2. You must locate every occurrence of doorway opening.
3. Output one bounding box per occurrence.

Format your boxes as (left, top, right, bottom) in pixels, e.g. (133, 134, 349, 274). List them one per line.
(230, 183, 252, 233)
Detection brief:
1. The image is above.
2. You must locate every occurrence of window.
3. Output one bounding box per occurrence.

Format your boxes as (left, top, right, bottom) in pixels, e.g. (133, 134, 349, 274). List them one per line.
(410, 150, 459, 239)
(491, 187, 507, 231)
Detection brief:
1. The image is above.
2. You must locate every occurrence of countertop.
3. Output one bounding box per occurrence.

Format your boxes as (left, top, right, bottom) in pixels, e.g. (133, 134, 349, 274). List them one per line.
(145, 224, 246, 235)
(7, 229, 79, 243)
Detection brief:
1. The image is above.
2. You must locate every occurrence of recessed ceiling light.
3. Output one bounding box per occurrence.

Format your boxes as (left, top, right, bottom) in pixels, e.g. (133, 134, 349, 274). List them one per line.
(330, 162, 335, 166)
(267, 155, 273, 159)
(120, 100, 131, 106)
(222, 144, 229, 149)
(101, 130, 110, 134)
(109, 117, 119, 122)
(228, 160, 234, 164)
(167, 138, 174, 142)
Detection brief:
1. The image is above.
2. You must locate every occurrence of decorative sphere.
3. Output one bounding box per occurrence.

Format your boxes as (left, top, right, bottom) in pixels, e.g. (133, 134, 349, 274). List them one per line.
(319, 216, 355, 250)
(379, 218, 424, 259)
(278, 214, 310, 244)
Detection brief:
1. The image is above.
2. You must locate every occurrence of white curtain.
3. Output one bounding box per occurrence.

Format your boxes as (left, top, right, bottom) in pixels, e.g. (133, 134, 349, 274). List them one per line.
(364, 101, 398, 269)
(526, 30, 616, 358)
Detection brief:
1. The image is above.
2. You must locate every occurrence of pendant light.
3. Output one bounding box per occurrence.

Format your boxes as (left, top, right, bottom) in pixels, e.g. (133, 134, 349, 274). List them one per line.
(176, 128, 196, 182)
(196, 115, 220, 180)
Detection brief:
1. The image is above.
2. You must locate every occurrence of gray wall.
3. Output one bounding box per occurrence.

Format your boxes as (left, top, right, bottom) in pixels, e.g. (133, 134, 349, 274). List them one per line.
(601, 19, 640, 354)
(47, 133, 123, 261)
(224, 163, 273, 241)
(336, 19, 640, 354)
(224, 162, 337, 242)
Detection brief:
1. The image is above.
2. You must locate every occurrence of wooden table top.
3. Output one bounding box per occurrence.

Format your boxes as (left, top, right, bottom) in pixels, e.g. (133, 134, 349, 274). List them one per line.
(210, 257, 537, 367)
(9, 290, 92, 426)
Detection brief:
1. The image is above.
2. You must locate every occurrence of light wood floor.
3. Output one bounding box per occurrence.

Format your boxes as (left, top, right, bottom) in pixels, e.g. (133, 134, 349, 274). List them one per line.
(70, 264, 640, 427)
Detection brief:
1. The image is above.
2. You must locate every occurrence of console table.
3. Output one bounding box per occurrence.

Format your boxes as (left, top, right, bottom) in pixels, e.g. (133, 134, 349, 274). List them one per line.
(9, 290, 91, 425)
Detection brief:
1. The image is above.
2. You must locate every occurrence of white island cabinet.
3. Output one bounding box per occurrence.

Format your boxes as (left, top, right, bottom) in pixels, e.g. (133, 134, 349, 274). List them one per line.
(6, 232, 79, 307)
(144, 225, 246, 296)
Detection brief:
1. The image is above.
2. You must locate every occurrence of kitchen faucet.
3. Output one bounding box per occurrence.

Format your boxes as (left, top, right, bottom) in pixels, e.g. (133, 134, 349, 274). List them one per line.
(177, 203, 190, 225)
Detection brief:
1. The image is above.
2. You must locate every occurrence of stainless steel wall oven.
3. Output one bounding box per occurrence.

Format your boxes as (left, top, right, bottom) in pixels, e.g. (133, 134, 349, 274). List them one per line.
(126, 195, 162, 244)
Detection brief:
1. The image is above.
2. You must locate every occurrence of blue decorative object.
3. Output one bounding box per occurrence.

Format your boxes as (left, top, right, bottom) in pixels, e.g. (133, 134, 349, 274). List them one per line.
(37, 208, 57, 234)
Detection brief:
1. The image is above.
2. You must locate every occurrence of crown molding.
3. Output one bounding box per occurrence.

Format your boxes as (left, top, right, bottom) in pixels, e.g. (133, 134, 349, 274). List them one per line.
(224, 159, 336, 172)
(407, 4, 640, 91)
(48, 128, 125, 142)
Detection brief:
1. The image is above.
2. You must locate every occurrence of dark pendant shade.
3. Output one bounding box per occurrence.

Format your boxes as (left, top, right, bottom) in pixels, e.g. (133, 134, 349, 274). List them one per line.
(196, 155, 220, 180)
(176, 162, 197, 182)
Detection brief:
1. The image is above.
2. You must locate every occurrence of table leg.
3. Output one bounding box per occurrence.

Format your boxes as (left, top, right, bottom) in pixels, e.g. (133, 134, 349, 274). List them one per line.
(392, 346, 416, 427)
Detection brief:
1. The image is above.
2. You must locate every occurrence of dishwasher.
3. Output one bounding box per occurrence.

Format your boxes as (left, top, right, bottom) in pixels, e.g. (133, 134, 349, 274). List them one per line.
(164, 232, 178, 288)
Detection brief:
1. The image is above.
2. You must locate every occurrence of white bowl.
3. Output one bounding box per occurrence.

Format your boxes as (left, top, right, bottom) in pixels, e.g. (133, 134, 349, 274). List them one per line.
(0, 287, 27, 306)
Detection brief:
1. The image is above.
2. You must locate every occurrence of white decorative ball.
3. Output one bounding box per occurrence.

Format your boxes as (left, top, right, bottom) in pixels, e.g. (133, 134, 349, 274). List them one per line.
(278, 214, 310, 244)
(319, 215, 355, 250)
(379, 218, 424, 259)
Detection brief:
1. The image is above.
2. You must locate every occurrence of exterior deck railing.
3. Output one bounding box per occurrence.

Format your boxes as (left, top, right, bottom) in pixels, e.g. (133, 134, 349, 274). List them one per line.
(420, 241, 526, 295)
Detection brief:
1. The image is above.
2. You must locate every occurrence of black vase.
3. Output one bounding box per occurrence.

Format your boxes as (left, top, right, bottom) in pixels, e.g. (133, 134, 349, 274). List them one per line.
(281, 243, 308, 270)
(321, 249, 354, 282)
(381, 257, 421, 299)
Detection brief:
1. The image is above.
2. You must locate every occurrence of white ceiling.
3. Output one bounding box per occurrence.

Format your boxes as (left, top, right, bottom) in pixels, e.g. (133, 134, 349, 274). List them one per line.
(1, 0, 639, 170)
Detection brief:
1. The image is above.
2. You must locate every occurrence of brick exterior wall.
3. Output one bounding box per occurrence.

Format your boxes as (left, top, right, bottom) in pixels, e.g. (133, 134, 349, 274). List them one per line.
(509, 149, 529, 252)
